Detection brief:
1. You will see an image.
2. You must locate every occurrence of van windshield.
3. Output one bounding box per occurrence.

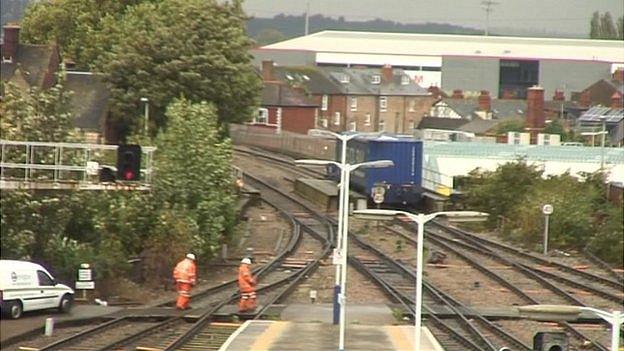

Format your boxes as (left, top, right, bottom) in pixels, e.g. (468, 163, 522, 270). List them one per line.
(37, 270, 55, 286)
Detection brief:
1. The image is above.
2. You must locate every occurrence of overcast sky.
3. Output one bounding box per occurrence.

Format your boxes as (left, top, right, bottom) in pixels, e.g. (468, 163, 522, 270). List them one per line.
(243, 0, 624, 36)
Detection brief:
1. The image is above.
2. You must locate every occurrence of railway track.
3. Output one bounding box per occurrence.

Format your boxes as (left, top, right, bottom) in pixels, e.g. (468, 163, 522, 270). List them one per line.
(382, 221, 612, 350)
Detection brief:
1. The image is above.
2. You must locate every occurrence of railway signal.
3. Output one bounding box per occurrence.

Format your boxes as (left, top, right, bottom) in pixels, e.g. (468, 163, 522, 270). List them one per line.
(117, 145, 142, 181)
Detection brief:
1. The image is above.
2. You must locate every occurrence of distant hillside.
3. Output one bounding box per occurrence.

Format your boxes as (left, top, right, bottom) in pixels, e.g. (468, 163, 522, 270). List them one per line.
(247, 14, 483, 45)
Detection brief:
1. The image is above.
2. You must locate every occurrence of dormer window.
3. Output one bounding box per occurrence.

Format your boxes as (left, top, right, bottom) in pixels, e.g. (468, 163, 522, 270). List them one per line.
(371, 75, 381, 84)
(401, 75, 410, 85)
(2, 56, 12, 63)
(340, 73, 350, 84)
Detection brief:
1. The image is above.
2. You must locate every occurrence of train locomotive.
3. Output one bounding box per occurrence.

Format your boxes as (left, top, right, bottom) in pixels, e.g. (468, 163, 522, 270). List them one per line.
(328, 135, 423, 206)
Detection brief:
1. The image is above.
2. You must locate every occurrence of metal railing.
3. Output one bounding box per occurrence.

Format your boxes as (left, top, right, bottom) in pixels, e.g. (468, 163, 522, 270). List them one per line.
(1, 140, 156, 190)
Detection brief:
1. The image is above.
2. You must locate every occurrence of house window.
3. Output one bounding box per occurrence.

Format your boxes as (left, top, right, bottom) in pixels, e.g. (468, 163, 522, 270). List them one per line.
(371, 75, 381, 84)
(365, 113, 371, 126)
(334, 112, 341, 126)
(349, 121, 357, 131)
(321, 118, 328, 128)
(321, 94, 328, 111)
(255, 108, 269, 124)
(380, 96, 388, 112)
(379, 120, 385, 131)
(340, 73, 350, 83)
(401, 75, 410, 85)
(350, 97, 357, 111)
(408, 99, 416, 112)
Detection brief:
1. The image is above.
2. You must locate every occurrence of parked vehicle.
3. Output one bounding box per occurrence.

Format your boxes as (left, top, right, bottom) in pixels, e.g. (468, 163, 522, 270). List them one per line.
(0, 260, 74, 319)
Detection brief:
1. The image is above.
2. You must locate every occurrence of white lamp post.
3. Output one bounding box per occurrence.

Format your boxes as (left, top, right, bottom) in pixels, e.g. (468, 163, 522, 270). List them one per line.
(354, 209, 488, 351)
(518, 305, 623, 351)
(541, 204, 553, 255)
(296, 158, 394, 351)
(140, 97, 149, 136)
(305, 129, 383, 325)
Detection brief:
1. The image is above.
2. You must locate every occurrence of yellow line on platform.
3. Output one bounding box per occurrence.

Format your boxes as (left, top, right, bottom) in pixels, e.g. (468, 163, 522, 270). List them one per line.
(385, 326, 414, 351)
(249, 321, 290, 350)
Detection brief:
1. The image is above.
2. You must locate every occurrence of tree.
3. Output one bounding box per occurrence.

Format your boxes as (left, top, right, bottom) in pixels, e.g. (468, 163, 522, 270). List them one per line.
(600, 12, 618, 39)
(494, 119, 525, 134)
(0, 78, 74, 142)
(154, 98, 237, 257)
(590, 11, 602, 39)
(96, 0, 261, 140)
(543, 120, 564, 136)
(617, 17, 624, 40)
(254, 28, 287, 46)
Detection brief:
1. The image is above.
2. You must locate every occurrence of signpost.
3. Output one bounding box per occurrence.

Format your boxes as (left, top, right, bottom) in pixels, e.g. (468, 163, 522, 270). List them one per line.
(76, 263, 94, 300)
(542, 204, 553, 255)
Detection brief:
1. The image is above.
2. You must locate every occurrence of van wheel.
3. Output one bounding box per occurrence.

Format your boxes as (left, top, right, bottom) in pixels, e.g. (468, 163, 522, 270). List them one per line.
(9, 301, 23, 319)
(58, 294, 73, 313)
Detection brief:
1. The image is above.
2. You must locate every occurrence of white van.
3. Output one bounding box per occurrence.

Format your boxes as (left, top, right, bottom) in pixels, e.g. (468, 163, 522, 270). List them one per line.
(0, 260, 74, 319)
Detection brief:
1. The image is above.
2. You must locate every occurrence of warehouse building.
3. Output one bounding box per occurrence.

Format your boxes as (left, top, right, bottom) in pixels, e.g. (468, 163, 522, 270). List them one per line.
(252, 31, 624, 100)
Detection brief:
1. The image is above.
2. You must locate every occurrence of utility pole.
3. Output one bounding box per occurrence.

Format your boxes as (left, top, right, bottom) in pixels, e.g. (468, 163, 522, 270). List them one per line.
(481, 0, 499, 36)
(305, 1, 310, 35)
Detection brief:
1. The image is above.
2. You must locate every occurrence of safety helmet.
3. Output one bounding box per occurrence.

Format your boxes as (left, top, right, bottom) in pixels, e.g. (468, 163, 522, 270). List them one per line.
(241, 257, 251, 265)
(186, 253, 196, 261)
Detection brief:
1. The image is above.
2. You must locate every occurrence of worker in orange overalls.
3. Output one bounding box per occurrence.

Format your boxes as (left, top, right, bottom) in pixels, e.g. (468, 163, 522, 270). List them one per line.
(173, 253, 197, 310)
(238, 257, 257, 313)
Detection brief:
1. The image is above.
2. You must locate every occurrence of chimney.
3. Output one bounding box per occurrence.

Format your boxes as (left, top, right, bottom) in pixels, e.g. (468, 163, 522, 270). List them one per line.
(451, 89, 464, 99)
(478, 90, 491, 111)
(525, 86, 545, 142)
(553, 89, 565, 101)
(580, 90, 591, 107)
(612, 91, 623, 109)
(2, 24, 20, 61)
(427, 85, 441, 99)
(613, 68, 624, 83)
(262, 60, 274, 81)
(381, 64, 393, 83)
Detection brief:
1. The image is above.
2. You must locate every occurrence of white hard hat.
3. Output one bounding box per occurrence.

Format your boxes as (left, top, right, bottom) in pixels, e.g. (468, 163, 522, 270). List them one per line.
(241, 257, 251, 264)
(186, 253, 196, 261)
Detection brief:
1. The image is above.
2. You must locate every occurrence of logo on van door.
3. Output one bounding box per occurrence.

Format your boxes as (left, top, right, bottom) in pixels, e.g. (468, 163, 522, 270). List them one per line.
(11, 271, 17, 282)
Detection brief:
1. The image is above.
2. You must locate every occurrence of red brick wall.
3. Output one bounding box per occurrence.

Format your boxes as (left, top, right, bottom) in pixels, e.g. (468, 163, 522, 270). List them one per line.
(281, 106, 317, 134)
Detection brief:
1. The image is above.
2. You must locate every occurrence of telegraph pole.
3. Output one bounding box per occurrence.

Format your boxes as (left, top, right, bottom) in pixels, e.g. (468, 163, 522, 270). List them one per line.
(305, 1, 310, 35)
(481, 0, 499, 36)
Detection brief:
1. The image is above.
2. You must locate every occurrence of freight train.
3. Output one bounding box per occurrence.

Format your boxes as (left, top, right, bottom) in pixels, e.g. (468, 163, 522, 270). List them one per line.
(230, 125, 424, 206)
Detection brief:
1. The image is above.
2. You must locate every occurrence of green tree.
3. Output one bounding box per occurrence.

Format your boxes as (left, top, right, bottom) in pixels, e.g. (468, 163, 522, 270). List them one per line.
(97, 0, 261, 140)
(590, 11, 602, 39)
(617, 17, 624, 39)
(461, 160, 543, 227)
(254, 28, 287, 46)
(154, 98, 237, 257)
(0, 79, 74, 142)
(494, 119, 525, 134)
(20, 0, 142, 69)
(600, 12, 618, 39)
(543, 120, 564, 136)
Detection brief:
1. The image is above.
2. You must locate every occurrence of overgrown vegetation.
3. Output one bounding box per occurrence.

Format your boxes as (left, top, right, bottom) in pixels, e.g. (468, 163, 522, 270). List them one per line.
(456, 161, 623, 265)
(2, 0, 253, 296)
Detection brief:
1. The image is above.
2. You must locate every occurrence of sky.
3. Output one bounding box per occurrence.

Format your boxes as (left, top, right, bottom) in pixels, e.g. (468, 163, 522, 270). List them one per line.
(242, 0, 624, 36)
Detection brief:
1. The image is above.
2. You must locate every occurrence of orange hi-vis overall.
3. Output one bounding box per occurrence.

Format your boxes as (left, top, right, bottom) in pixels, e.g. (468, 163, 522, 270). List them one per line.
(238, 263, 257, 313)
(173, 258, 197, 310)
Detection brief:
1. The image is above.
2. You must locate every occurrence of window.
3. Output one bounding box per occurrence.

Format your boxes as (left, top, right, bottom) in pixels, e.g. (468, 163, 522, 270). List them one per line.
(401, 75, 410, 85)
(334, 112, 341, 126)
(339, 73, 350, 83)
(37, 271, 54, 286)
(321, 95, 328, 111)
(255, 108, 268, 124)
(380, 96, 388, 112)
(321, 118, 328, 128)
(371, 75, 381, 84)
(349, 121, 357, 131)
(350, 97, 357, 111)
(365, 113, 371, 126)
(379, 120, 385, 131)
(408, 99, 416, 112)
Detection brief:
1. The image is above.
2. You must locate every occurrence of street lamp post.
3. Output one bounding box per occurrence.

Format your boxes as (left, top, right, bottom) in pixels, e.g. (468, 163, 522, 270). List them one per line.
(140, 97, 149, 136)
(306, 129, 382, 325)
(600, 116, 607, 170)
(296, 158, 394, 351)
(354, 209, 488, 351)
(518, 305, 623, 351)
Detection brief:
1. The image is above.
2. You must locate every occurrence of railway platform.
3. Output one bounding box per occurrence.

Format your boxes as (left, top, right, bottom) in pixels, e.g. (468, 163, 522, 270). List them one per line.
(219, 303, 444, 351)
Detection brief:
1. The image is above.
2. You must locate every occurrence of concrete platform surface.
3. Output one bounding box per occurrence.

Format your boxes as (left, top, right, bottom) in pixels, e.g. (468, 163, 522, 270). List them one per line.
(219, 320, 444, 351)
(281, 303, 397, 325)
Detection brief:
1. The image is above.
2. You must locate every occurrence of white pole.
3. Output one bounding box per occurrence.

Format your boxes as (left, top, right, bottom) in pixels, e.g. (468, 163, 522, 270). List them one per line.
(414, 217, 425, 351)
(610, 310, 621, 351)
(333, 138, 347, 325)
(600, 117, 606, 170)
(338, 168, 351, 351)
(144, 102, 149, 136)
(543, 214, 549, 255)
